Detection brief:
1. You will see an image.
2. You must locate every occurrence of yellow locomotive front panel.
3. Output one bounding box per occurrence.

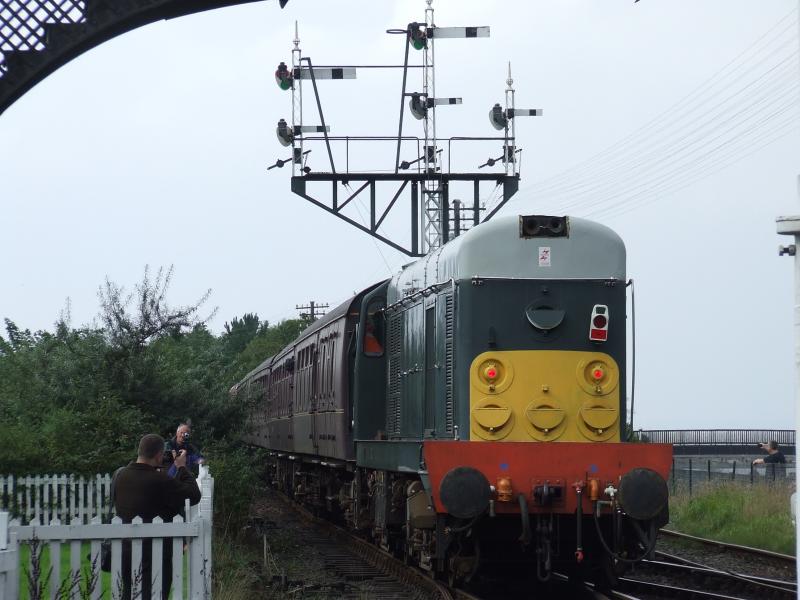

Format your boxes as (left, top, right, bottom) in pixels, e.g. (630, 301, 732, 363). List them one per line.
(469, 350, 620, 443)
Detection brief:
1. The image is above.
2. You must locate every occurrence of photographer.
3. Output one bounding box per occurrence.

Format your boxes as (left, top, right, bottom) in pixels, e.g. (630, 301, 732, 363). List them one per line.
(753, 440, 787, 478)
(163, 423, 204, 478)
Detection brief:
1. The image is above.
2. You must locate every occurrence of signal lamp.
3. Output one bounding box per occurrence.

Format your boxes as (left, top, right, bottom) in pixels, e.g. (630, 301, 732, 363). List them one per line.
(589, 304, 609, 342)
(485, 364, 499, 381)
(408, 23, 427, 50)
(409, 94, 427, 120)
(591, 366, 605, 381)
(276, 118, 294, 146)
(489, 104, 543, 130)
(489, 103, 507, 130)
(275, 61, 293, 90)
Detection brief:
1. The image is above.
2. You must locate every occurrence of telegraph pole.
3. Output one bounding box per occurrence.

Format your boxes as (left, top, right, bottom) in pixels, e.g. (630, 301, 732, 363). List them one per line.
(296, 301, 329, 322)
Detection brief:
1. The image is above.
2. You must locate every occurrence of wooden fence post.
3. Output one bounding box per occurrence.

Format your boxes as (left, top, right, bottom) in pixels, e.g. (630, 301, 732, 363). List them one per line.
(200, 467, 214, 599)
(0, 512, 20, 600)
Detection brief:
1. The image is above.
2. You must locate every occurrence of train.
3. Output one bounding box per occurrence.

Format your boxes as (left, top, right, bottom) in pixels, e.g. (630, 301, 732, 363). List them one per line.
(232, 213, 672, 586)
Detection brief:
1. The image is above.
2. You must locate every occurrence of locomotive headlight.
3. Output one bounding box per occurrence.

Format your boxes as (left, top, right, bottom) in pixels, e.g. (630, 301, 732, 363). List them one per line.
(472, 353, 514, 394)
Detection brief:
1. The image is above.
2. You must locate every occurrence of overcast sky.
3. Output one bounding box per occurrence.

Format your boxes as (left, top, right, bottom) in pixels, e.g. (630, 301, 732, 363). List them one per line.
(1, 0, 798, 430)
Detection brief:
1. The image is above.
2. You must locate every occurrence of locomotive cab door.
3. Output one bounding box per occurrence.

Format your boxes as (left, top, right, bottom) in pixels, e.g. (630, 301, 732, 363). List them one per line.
(352, 282, 389, 441)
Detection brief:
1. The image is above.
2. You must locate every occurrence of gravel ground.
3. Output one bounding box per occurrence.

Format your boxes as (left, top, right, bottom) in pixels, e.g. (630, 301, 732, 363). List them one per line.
(247, 487, 430, 599)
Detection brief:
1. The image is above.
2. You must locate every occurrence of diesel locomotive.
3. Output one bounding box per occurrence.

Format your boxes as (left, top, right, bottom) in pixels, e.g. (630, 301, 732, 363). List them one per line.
(233, 214, 671, 585)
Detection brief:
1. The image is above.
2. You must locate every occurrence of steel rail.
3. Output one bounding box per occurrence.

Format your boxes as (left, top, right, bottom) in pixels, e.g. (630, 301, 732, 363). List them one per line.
(644, 556, 796, 595)
(619, 576, 751, 600)
(655, 550, 796, 590)
(660, 528, 796, 562)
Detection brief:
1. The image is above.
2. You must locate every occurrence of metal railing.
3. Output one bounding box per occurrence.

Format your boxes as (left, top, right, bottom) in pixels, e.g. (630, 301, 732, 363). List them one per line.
(639, 429, 795, 455)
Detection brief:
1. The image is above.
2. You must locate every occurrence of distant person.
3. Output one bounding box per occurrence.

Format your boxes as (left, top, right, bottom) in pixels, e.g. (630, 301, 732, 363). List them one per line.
(163, 422, 204, 477)
(115, 433, 201, 600)
(364, 320, 384, 356)
(753, 440, 787, 478)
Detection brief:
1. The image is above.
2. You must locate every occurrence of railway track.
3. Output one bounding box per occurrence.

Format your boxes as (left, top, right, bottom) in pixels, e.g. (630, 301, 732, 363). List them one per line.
(263, 487, 448, 599)
(659, 529, 796, 563)
(617, 529, 796, 600)
(259, 486, 631, 599)
(256, 488, 797, 600)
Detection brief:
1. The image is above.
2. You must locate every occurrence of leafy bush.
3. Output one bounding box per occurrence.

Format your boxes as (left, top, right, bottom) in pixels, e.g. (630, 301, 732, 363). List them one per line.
(205, 440, 265, 533)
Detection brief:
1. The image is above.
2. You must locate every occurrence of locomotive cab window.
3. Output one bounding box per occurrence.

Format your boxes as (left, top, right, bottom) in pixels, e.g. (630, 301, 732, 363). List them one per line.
(363, 297, 386, 357)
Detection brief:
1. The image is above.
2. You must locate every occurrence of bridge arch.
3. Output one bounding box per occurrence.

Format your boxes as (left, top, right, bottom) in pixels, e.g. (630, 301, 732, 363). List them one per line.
(0, 0, 286, 116)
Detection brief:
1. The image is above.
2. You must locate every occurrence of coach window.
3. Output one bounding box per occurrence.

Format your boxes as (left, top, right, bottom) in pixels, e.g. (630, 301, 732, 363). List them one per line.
(363, 298, 385, 357)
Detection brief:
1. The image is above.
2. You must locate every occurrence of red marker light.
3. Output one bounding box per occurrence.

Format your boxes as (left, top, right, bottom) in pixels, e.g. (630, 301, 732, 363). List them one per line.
(485, 366, 498, 380)
(592, 367, 604, 381)
(589, 304, 609, 342)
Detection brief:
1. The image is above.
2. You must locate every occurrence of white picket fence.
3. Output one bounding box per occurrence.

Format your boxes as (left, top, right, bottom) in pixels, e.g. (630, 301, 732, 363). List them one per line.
(0, 473, 115, 525)
(0, 467, 214, 600)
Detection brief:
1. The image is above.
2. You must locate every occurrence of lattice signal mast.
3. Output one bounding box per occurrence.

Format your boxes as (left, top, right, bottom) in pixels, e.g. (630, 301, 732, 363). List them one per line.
(269, 1, 542, 257)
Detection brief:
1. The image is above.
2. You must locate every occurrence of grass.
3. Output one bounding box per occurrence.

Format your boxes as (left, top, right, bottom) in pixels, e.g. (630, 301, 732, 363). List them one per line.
(211, 530, 263, 600)
(18, 542, 190, 599)
(668, 481, 796, 555)
(19, 542, 109, 600)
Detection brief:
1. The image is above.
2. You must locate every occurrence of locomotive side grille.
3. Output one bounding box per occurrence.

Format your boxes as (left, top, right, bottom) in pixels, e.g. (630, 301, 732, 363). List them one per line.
(387, 312, 403, 438)
(444, 294, 455, 435)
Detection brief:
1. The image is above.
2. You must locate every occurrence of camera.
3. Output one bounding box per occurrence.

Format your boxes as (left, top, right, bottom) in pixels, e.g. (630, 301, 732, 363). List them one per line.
(182, 431, 190, 441)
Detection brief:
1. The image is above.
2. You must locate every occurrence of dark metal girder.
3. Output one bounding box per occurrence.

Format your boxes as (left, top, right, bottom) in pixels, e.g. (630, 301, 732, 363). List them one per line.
(300, 172, 518, 183)
(0, 0, 270, 117)
(291, 173, 519, 257)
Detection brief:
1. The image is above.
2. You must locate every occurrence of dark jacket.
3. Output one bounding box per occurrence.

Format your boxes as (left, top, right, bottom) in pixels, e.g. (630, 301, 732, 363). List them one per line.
(114, 462, 201, 523)
(163, 436, 203, 477)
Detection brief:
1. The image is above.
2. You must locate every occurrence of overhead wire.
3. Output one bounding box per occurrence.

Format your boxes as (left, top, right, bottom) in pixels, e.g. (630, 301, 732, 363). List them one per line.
(528, 51, 799, 205)
(519, 6, 799, 198)
(581, 102, 800, 218)
(560, 105, 799, 218)
(344, 182, 395, 275)
(595, 107, 800, 219)
(549, 76, 800, 214)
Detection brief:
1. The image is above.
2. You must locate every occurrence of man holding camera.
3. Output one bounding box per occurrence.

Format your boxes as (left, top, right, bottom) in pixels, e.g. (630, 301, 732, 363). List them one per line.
(753, 440, 787, 467)
(115, 433, 201, 599)
(164, 423, 204, 478)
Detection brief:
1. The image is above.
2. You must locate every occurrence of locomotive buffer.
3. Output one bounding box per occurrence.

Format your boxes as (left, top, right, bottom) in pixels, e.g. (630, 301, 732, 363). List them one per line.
(268, 1, 542, 257)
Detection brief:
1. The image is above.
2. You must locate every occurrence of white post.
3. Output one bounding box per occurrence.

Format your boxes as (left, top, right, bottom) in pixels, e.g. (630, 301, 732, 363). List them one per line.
(777, 212, 800, 585)
(200, 467, 214, 598)
(0, 512, 20, 600)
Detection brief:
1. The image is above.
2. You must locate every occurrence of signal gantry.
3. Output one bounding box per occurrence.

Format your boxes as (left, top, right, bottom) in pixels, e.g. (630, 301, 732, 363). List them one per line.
(269, 1, 542, 257)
